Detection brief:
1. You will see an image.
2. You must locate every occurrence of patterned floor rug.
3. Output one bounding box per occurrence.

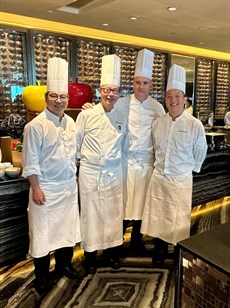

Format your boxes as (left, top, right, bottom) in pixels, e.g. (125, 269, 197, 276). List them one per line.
(64, 265, 174, 308)
(0, 233, 175, 308)
(0, 256, 175, 308)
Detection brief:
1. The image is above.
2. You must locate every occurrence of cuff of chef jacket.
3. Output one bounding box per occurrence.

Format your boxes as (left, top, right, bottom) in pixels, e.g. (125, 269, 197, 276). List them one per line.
(193, 164, 201, 173)
(22, 165, 41, 178)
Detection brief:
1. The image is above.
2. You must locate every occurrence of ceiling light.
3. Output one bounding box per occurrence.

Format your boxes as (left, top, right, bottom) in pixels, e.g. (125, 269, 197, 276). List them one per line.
(167, 7, 177, 11)
(129, 16, 138, 20)
(198, 42, 204, 45)
(102, 23, 109, 27)
(57, 6, 79, 14)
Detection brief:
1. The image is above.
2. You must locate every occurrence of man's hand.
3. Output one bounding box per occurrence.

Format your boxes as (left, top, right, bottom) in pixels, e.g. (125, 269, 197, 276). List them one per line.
(28, 174, 46, 206)
(32, 186, 46, 206)
(81, 102, 95, 110)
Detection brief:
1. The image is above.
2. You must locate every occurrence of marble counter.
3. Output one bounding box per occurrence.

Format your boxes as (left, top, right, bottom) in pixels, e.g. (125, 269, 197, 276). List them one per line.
(0, 178, 29, 267)
(192, 149, 230, 206)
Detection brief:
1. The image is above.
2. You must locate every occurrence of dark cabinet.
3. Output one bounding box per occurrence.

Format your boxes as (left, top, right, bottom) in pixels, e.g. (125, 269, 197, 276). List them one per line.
(0, 178, 29, 266)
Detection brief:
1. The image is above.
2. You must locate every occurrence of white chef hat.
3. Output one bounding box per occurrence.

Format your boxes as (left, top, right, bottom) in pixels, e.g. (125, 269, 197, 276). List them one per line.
(100, 54, 121, 87)
(166, 64, 186, 93)
(47, 57, 68, 93)
(134, 48, 155, 79)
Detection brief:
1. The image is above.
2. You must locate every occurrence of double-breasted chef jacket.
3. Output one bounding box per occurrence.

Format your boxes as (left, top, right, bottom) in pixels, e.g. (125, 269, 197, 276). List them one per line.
(141, 111, 207, 245)
(76, 103, 127, 252)
(115, 94, 165, 220)
(22, 108, 81, 258)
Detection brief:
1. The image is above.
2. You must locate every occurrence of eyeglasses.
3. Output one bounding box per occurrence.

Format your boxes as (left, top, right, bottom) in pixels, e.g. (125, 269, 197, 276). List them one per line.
(100, 87, 120, 95)
(48, 93, 68, 102)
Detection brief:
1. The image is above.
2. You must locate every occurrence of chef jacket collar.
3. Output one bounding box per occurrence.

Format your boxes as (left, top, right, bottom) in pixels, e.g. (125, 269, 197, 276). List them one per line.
(45, 107, 67, 125)
(132, 93, 150, 104)
(167, 110, 186, 121)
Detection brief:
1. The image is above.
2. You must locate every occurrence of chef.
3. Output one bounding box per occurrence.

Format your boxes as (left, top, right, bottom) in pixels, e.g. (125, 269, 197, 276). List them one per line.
(81, 49, 165, 256)
(118, 49, 165, 255)
(141, 64, 207, 266)
(224, 110, 230, 126)
(76, 54, 127, 274)
(22, 57, 81, 293)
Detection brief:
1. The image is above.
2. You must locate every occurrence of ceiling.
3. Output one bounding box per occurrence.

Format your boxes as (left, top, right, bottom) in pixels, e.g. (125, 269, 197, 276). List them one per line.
(0, 0, 230, 54)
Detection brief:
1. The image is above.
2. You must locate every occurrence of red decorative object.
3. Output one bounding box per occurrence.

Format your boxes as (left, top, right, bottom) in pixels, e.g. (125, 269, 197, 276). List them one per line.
(68, 79, 93, 108)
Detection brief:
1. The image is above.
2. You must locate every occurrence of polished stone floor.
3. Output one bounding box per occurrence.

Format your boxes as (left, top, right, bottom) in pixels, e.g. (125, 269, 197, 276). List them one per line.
(1, 197, 229, 308)
(0, 231, 175, 308)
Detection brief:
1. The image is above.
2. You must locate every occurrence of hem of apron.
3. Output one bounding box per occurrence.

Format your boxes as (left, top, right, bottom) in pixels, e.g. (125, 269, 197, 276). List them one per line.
(82, 239, 123, 252)
(124, 216, 143, 220)
(29, 241, 81, 258)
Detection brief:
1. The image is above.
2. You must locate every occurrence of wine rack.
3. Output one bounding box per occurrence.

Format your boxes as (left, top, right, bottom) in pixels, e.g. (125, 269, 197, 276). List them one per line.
(214, 61, 230, 120)
(0, 30, 27, 124)
(195, 58, 214, 116)
(77, 40, 110, 103)
(33, 34, 71, 85)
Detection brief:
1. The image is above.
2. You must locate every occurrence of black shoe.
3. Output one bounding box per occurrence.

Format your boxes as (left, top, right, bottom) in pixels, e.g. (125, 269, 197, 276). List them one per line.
(152, 239, 168, 267)
(152, 255, 165, 268)
(130, 242, 146, 257)
(106, 257, 121, 269)
(53, 265, 79, 279)
(63, 266, 79, 279)
(152, 248, 167, 268)
(84, 251, 97, 275)
(84, 264, 97, 275)
(34, 277, 52, 295)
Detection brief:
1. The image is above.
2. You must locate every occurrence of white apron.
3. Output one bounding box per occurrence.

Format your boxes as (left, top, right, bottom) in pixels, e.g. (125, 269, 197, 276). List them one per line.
(79, 161, 123, 252)
(28, 177, 81, 258)
(141, 171, 193, 245)
(123, 153, 154, 220)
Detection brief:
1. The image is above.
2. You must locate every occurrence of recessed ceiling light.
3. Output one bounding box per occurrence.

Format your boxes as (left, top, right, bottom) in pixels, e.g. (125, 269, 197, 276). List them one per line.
(48, 10, 53, 13)
(129, 16, 138, 20)
(167, 7, 177, 11)
(198, 42, 204, 45)
(102, 23, 109, 27)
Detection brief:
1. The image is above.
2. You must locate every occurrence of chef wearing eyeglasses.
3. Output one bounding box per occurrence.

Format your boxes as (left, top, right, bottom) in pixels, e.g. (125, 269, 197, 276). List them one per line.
(76, 54, 127, 274)
(22, 57, 81, 294)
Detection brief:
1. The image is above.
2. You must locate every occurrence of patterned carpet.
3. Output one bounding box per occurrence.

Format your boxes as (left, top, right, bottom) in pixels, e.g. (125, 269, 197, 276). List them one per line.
(1, 198, 229, 308)
(66, 262, 174, 308)
(0, 234, 175, 308)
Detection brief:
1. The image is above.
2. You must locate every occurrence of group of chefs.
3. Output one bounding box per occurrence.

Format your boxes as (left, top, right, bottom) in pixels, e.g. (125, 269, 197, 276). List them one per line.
(22, 49, 207, 294)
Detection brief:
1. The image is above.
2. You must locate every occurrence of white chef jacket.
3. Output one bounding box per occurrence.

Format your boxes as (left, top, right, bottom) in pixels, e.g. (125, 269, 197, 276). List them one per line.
(22, 108, 81, 257)
(224, 111, 230, 126)
(76, 103, 127, 252)
(114, 94, 165, 220)
(141, 111, 207, 244)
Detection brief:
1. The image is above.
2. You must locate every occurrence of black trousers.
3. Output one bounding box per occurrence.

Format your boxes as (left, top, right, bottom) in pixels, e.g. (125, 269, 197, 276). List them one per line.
(33, 247, 74, 280)
(84, 246, 119, 266)
(154, 238, 168, 254)
(123, 220, 143, 246)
